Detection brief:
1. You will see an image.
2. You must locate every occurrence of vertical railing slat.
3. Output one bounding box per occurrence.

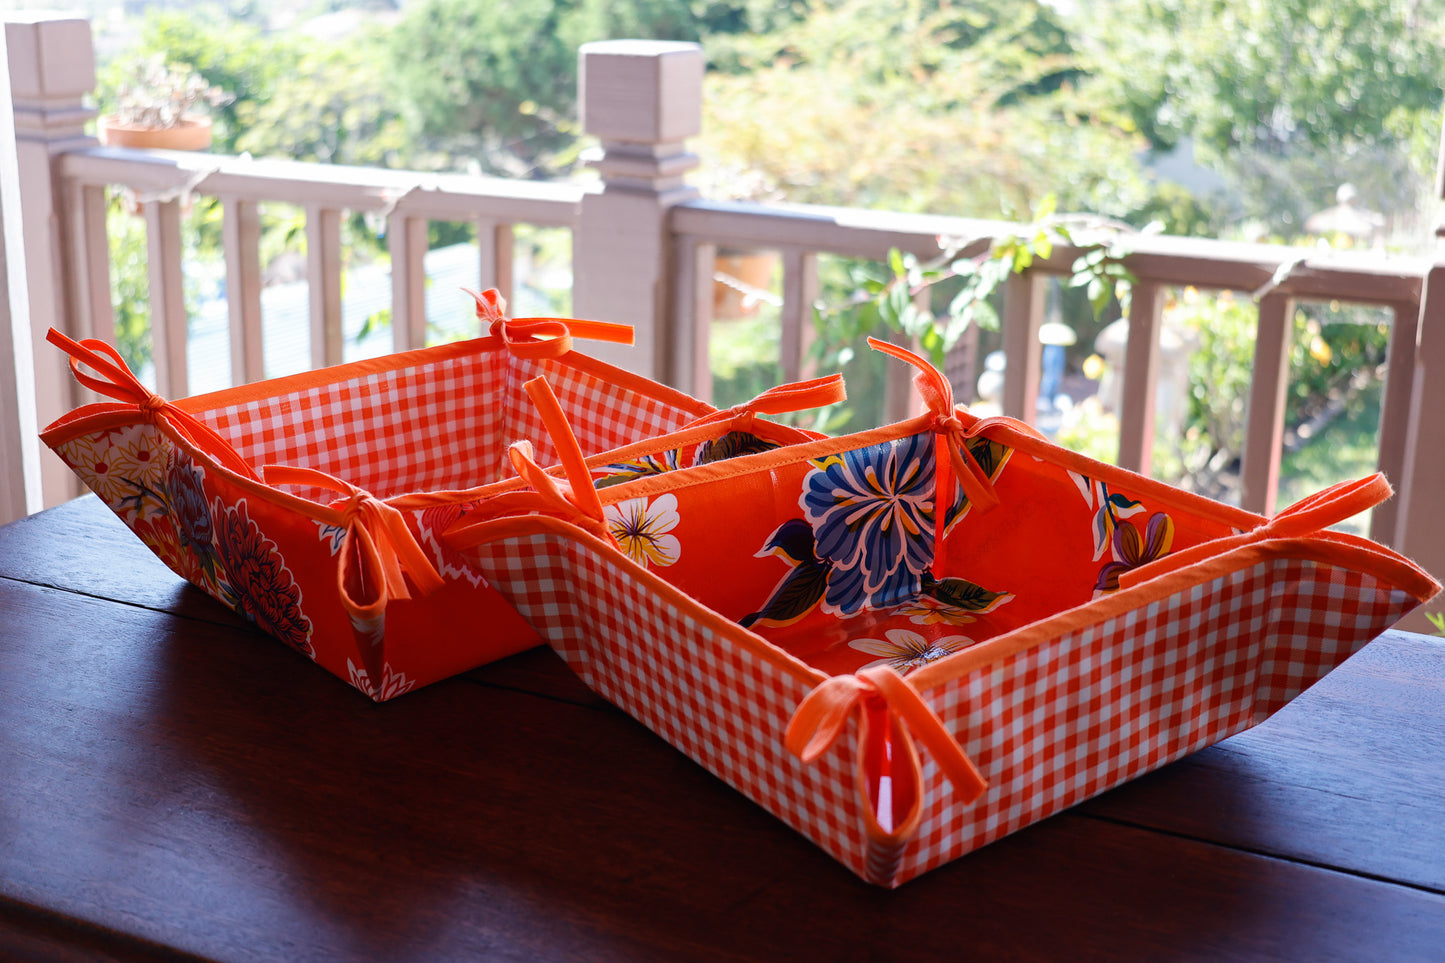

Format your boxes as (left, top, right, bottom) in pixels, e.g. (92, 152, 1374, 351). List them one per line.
(306, 205, 344, 368)
(142, 198, 188, 397)
(669, 236, 715, 402)
(222, 197, 264, 385)
(1239, 292, 1295, 515)
(881, 326, 924, 422)
(388, 214, 427, 352)
(1117, 280, 1165, 474)
(944, 323, 980, 405)
(779, 249, 818, 385)
(477, 219, 514, 309)
(1369, 297, 1421, 546)
(70, 184, 113, 349)
(65, 184, 112, 406)
(1001, 272, 1045, 423)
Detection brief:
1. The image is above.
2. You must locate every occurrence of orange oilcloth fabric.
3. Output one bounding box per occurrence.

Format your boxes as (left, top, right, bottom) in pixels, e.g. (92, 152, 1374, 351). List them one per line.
(46, 329, 260, 481)
(785, 664, 987, 841)
(39, 293, 743, 701)
(261, 465, 445, 622)
(443, 341, 1439, 887)
(42, 311, 1442, 886)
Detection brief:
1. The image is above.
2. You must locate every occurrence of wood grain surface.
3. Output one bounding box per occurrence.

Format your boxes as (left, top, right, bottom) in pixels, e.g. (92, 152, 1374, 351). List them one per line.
(1, 497, 1441, 961)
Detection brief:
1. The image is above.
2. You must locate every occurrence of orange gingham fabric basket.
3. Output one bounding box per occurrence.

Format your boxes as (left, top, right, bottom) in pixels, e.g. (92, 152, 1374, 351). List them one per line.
(444, 341, 1441, 887)
(41, 290, 834, 701)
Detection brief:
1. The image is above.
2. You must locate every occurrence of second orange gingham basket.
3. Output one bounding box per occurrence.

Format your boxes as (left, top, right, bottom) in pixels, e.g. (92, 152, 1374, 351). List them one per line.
(443, 340, 1439, 887)
(39, 290, 837, 701)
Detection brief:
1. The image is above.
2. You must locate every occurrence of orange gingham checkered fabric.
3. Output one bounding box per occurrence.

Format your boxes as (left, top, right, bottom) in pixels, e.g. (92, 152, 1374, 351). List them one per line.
(198, 350, 511, 497)
(195, 350, 702, 500)
(467, 529, 1419, 887)
(898, 556, 1414, 883)
(470, 531, 878, 878)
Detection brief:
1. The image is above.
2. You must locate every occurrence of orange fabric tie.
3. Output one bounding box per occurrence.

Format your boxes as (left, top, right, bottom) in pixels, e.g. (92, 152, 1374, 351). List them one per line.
(451, 440, 613, 543)
(465, 287, 634, 360)
(786, 665, 987, 842)
(443, 377, 615, 544)
(680, 373, 847, 432)
(867, 338, 999, 561)
(1119, 472, 1395, 590)
(263, 466, 444, 621)
(46, 328, 260, 481)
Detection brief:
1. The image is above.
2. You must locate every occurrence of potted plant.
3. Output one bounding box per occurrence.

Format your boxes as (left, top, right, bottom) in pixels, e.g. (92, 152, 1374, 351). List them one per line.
(98, 54, 231, 151)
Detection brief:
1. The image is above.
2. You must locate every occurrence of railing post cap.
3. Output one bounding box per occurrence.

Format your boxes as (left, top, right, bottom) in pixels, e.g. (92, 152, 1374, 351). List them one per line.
(3, 15, 95, 101)
(579, 39, 701, 57)
(579, 39, 703, 145)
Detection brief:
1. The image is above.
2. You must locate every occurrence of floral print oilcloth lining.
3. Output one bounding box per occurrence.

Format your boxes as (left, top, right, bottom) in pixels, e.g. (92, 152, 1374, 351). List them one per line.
(604, 494, 682, 569)
(732, 431, 1013, 675)
(617, 424, 1224, 680)
(50, 417, 511, 701)
(594, 428, 787, 488)
(55, 424, 316, 658)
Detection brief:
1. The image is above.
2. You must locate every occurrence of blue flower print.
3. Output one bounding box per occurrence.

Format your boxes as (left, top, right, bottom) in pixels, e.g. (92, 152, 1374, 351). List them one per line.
(800, 433, 935, 615)
(167, 452, 212, 555)
(165, 451, 222, 586)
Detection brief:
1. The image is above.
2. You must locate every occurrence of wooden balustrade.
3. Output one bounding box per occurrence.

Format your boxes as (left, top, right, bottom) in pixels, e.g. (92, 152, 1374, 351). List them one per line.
(4, 13, 1445, 629)
(55, 148, 585, 391)
(668, 199, 1425, 534)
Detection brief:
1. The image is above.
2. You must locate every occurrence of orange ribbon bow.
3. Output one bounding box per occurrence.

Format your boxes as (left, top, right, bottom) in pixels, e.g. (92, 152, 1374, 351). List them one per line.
(1119, 472, 1395, 590)
(867, 338, 1000, 562)
(46, 328, 260, 481)
(262, 466, 445, 623)
(681, 373, 846, 434)
(786, 665, 987, 843)
(465, 287, 634, 360)
(441, 376, 614, 544)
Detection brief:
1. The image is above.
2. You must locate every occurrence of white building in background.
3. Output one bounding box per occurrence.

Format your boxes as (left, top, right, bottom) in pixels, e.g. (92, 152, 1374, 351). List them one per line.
(177, 241, 568, 395)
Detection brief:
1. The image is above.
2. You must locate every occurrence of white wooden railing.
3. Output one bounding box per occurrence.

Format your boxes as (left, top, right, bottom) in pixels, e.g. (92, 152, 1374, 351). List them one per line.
(667, 201, 1426, 536)
(55, 150, 583, 394)
(4, 14, 1445, 628)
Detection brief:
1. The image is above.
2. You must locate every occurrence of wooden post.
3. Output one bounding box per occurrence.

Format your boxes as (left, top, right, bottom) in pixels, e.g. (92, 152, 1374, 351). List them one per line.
(1117, 281, 1164, 475)
(573, 40, 702, 383)
(0, 191, 41, 526)
(1239, 292, 1294, 515)
(1382, 106, 1445, 630)
(1393, 259, 1445, 628)
(1369, 297, 1421, 545)
(2, 14, 96, 509)
(1001, 272, 1045, 423)
(223, 197, 265, 384)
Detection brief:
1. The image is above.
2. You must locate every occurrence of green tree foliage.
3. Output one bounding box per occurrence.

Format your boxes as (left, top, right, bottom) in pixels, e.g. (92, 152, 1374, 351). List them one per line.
(102, 11, 407, 170)
(386, 0, 699, 177)
(1164, 288, 1390, 490)
(386, 0, 573, 174)
(233, 33, 407, 168)
(1075, 0, 1445, 236)
(695, 0, 1163, 226)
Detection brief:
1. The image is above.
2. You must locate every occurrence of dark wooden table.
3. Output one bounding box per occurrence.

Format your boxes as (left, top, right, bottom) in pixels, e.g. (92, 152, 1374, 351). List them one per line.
(2, 496, 1443, 962)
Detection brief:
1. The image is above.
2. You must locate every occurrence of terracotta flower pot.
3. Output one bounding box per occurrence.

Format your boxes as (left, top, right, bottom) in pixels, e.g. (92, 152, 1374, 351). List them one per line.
(713, 250, 779, 320)
(98, 115, 213, 151)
